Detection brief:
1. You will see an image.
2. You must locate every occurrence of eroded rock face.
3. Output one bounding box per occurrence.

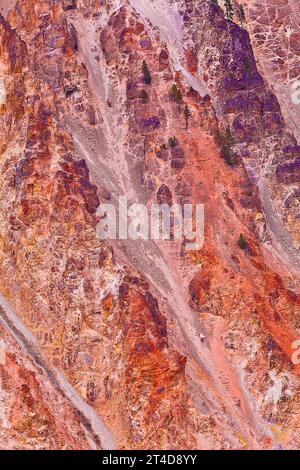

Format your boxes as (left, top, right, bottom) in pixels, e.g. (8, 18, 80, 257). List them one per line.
(0, 0, 299, 450)
(0, 315, 90, 450)
(241, 0, 300, 141)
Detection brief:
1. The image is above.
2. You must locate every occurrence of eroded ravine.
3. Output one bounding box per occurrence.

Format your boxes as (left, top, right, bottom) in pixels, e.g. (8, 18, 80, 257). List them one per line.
(63, 2, 287, 449)
(0, 293, 116, 450)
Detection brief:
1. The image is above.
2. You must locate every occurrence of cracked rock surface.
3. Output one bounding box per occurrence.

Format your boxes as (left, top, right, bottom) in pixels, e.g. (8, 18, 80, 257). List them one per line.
(0, 0, 299, 450)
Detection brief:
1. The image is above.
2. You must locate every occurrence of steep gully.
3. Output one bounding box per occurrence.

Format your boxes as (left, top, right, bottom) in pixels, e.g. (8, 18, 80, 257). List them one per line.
(0, 294, 116, 450)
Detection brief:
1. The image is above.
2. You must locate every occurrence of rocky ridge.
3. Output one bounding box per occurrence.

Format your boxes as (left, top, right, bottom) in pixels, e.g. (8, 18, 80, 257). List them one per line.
(0, 0, 299, 450)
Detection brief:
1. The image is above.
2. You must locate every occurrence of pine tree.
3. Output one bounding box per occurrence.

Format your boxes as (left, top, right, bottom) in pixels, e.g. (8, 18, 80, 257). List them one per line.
(221, 126, 235, 165)
(243, 55, 251, 94)
(210, 0, 219, 5)
(238, 4, 246, 28)
(176, 88, 183, 112)
(170, 84, 178, 101)
(142, 60, 152, 85)
(224, 0, 234, 21)
(183, 104, 192, 130)
(168, 136, 178, 148)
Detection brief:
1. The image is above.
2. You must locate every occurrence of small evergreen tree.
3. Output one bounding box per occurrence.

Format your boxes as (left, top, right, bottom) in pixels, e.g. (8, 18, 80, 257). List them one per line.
(243, 55, 252, 95)
(168, 136, 178, 148)
(224, 0, 234, 21)
(142, 60, 152, 85)
(184, 104, 192, 130)
(238, 4, 246, 28)
(170, 84, 183, 111)
(237, 233, 248, 250)
(225, 126, 234, 145)
(211, 0, 219, 5)
(221, 126, 235, 165)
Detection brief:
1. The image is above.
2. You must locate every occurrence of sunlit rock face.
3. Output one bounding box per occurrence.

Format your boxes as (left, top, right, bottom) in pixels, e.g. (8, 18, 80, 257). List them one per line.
(0, 1, 17, 19)
(241, 0, 300, 142)
(0, 0, 299, 450)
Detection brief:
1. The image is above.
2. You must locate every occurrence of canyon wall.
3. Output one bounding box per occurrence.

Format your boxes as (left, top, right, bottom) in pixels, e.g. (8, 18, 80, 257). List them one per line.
(0, 0, 299, 450)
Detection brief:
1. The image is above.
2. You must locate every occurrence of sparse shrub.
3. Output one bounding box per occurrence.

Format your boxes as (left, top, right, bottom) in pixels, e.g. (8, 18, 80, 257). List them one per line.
(224, 0, 234, 21)
(243, 55, 251, 74)
(168, 136, 178, 148)
(238, 4, 246, 28)
(140, 89, 149, 103)
(142, 60, 152, 85)
(237, 233, 248, 250)
(184, 104, 192, 130)
(170, 84, 183, 111)
(221, 126, 236, 166)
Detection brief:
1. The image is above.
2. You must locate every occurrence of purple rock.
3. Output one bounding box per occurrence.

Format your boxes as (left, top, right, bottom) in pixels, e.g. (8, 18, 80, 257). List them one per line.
(139, 38, 151, 49)
(248, 93, 263, 114)
(232, 114, 247, 141)
(224, 73, 246, 93)
(218, 19, 228, 31)
(276, 158, 300, 183)
(285, 190, 300, 208)
(224, 69, 263, 93)
(171, 147, 185, 159)
(140, 116, 161, 131)
(242, 147, 250, 157)
(126, 81, 138, 100)
(85, 355, 94, 366)
(171, 159, 185, 170)
(232, 28, 253, 63)
(263, 91, 280, 113)
(248, 72, 264, 90)
(233, 115, 257, 142)
(282, 145, 300, 159)
(225, 94, 248, 114)
(262, 113, 282, 135)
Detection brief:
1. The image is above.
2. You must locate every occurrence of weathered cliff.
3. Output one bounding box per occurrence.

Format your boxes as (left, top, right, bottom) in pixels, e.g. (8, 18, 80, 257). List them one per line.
(0, 0, 299, 450)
